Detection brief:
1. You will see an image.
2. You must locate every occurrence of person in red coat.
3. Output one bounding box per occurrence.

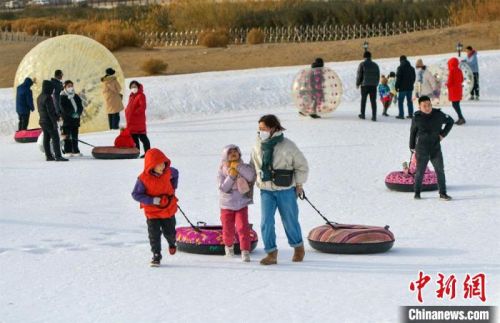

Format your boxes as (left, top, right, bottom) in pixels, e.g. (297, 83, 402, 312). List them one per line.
(114, 127, 136, 148)
(125, 80, 150, 157)
(447, 57, 466, 125)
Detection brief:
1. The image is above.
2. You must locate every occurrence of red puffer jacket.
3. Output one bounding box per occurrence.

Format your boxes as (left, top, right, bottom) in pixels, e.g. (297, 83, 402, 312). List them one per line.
(447, 57, 463, 102)
(125, 84, 147, 134)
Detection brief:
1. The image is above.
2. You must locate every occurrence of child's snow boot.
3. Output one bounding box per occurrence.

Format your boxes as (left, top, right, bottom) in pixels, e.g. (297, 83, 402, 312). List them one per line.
(225, 245, 234, 257)
(260, 250, 278, 265)
(292, 245, 305, 262)
(241, 250, 250, 262)
(150, 253, 162, 267)
(383, 107, 389, 116)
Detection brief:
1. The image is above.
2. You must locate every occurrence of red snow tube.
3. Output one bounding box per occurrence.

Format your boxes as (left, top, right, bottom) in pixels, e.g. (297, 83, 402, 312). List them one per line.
(385, 170, 438, 192)
(308, 223, 395, 254)
(176, 223, 259, 255)
(91, 146, 140, 159)
(14, 128, 42, 143)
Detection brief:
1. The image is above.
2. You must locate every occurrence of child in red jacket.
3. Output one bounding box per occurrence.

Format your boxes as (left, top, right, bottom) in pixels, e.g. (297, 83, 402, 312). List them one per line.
(132, 148, 179, 267)
(114, 127, 136, 148)
(446, 57, 466, 125)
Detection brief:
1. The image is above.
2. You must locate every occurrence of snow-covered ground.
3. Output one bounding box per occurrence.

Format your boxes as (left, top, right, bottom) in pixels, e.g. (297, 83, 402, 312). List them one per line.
(0, 51, 499, 322)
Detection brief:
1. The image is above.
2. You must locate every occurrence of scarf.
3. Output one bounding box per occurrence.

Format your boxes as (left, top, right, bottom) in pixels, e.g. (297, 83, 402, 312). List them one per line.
(260, 132, 284, 181)
(467, 49, 476, 59)
(64, 90, 79, 118)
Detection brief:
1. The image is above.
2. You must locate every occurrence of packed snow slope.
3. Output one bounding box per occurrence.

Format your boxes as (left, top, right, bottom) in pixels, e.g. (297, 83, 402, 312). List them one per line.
(0, 51, 499, 323)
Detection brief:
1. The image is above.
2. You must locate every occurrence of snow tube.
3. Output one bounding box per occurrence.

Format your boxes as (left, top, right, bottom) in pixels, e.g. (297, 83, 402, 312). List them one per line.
(308, 224, 395, 254)
(91, 146, 139, 159)
(176, 223, 258, 255)
(14, 128, 42, 143)
(385, 170, 438, 192)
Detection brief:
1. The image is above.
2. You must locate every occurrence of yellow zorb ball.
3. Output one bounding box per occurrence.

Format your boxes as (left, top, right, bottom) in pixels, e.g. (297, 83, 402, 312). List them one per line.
(291, 67, 343, 116)
(14, 34, 125, 133)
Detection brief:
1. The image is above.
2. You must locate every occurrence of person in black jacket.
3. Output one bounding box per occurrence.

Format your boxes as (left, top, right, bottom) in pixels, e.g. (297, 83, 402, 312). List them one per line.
(60, 80, 84, 157)
(396, 55, 416, 119)
(410, 96, 453, 200)
(37, 80, 68, 162)
(356, 51, 380, 121)
(51, 69, 64, 117)
(15, 77, 35, 131)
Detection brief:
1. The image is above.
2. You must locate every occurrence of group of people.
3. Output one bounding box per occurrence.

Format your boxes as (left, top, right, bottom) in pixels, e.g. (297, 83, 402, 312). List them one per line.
(356, 46, 479, 125)
(15, 67, 152, 161)
(132, 114, 309, 266)
(132, 103, 454, 267)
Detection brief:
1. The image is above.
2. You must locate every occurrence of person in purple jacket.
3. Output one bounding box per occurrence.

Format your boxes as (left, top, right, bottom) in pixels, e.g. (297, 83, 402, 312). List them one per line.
(218, 144, 257, 262)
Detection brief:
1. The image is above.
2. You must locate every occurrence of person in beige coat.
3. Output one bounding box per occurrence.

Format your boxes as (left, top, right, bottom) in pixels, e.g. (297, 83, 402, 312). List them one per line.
(250, 114, 309, 265)
(101, 68, 124, 129)
(415, 59, 439, 99)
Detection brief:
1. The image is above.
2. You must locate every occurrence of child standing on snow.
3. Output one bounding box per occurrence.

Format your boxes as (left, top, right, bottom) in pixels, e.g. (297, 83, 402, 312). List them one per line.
(132, 148, 179, 267)
(388, 72, 397, 104)
(114, 127, 136, 148)
(378, 75, 392, 116)
(218, 145, 256, 262)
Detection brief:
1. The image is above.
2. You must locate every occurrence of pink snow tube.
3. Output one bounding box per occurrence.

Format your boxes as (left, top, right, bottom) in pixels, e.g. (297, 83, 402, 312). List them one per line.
(385, 154, 438, 192)
(14, 128, 42, 143)
(176, 223, 258, 255)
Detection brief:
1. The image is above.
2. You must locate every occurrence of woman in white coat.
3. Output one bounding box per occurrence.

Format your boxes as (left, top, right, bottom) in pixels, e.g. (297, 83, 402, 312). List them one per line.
(250, 114, 309, 265)
(415, 58, 439, 99)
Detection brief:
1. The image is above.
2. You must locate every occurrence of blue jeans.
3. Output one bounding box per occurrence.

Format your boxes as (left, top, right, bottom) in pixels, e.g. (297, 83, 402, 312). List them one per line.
(260, 188, 303, 253)
(398, 91, 414, 117)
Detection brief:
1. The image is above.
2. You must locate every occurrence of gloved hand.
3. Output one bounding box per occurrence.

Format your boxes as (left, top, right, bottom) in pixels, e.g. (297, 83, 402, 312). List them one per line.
(228, 167, 238, 178)
(228, 161, 239, 177)
(153, 197, 161, 205)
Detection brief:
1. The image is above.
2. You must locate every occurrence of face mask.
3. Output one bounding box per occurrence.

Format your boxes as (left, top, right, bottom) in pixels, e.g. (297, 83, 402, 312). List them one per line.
(66, 87, 74, 94)
(131, 87, 138, 94)
(258, 131, 271, 141)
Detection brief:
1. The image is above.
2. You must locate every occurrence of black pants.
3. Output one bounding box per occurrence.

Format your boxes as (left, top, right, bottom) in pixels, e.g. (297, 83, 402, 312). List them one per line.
(414, 150, 446, 194)
(147, 217, 176, 254)
(108, 113, 120, 130)
(132, 134, 151, 154)
(360, 86, 377, 118)
(41, 124, 62, 158)
(18, 113, 30, 131)
(62, 126, 80, 154)
(452, 101, 464, 120)
(471, 72, 479, 97)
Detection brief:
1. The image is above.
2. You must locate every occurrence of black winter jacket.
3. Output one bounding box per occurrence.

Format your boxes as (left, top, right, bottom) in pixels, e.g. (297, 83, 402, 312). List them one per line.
(51, 78, 63, 116)
(60, 92, 84, 128)
(410, 109, 454, 154)
(356, 59, 380, 87)
(396, 59, 416, 91)
(37, 80, 58, 129)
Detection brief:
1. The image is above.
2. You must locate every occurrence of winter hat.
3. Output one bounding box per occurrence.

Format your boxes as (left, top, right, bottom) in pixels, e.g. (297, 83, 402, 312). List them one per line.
(311, 58, 324, 68)
(416, 59, 424, 68)
(105, 68, 116, 76)
(400, 55, 407, 62)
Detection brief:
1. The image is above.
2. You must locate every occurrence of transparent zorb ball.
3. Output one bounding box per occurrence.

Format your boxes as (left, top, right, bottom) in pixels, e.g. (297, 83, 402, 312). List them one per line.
(291, 67, 343, 116)
(427, 59, 474, 106)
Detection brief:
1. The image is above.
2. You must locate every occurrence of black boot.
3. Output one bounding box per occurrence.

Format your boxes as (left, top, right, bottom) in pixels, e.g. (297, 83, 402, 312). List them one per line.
(46, 155, 55, 161)
(150, 253, 162, 267)
(309, 114, 321, 119)
(358, 114, 365, 120)
(383, 108, 389, 116)
(55, 156, 69, 162)
(414, 192, 421, 200)
(439, 193, 452, 201)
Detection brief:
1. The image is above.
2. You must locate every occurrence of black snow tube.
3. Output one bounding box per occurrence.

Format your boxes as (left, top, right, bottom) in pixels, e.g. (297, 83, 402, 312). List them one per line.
(91, 146, 140, 159)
